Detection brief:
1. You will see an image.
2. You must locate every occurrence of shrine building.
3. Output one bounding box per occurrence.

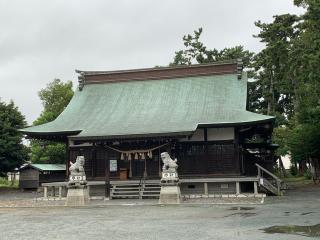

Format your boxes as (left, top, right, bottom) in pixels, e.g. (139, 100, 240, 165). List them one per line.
(21, 60, 282, 198)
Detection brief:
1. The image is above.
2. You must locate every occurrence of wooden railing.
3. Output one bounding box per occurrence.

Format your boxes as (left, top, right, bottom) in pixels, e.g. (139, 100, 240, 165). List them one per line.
(255, 163, 283, 196)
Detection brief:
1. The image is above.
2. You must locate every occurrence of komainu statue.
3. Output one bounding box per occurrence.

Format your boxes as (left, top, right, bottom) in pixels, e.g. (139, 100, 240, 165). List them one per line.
(159, 152, 181, 204)
(160, 152, 179, 184)
(68, 156, 87, 186)
(161, 152, 178, 172)
(66, 155, 89, 206)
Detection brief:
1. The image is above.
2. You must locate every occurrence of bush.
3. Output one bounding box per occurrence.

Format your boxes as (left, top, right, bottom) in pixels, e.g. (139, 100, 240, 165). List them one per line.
(0, 177, 18, 188)
(0, 177, 9, 185)
(273, 165, 282, 178)
(304, 169, 313, 180)
(290, 165, 298, 176)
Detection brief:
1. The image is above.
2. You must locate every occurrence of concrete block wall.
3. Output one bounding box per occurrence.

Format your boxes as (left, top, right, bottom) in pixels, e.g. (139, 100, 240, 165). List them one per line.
(180, 182, 236, 195)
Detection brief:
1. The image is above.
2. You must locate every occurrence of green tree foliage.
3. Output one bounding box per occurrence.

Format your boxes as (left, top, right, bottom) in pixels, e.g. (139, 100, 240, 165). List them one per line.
(170, 28, 258, 112)
(287, 0, 320, 169)
(254, 1, 320, 172)
(288, 123, 320, 164)
(31, 79, 73, 164)
(253, 14, 299, 119)
(170, 28, 254, 67)
(34, 79, 74, 125)
(291, 0, 320, 116)
(0, 100, 29, 175)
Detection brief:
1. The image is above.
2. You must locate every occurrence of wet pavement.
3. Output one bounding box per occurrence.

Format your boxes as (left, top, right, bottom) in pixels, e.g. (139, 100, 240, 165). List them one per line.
(0, 184, 319, 240)
(262, 224, 320, 238)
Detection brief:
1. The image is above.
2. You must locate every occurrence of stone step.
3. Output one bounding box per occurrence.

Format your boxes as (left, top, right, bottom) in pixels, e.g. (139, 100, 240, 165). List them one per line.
(113, 185, 140, 187)
(110, 182, 161, 199)
(112, 190, 140, 194)
(113, 187, 140, 190)
(111, 195, 140, 198)
(113, 185, 140, 188)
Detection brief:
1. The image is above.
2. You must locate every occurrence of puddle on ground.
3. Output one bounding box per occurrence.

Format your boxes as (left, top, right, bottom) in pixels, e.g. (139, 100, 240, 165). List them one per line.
(262, 224, 320, 238)
(301, 212, 314, 216)
(228, 207, 255, 211)
(225, 207, 256, 217)
(228, 212, 257, 217)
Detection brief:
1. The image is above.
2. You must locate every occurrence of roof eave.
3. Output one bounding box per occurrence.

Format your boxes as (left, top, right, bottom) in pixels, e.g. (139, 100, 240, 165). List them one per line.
(68, 131, 194, 141)
(197, 118, 275, 128)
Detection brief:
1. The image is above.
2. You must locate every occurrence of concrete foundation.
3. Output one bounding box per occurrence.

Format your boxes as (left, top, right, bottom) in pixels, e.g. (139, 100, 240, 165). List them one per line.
(66, 186, 89, 206)
(159, 185, 181, 204)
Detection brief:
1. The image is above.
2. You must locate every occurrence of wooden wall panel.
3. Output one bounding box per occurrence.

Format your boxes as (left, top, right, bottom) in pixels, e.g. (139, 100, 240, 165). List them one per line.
(177, 142, 240, 176)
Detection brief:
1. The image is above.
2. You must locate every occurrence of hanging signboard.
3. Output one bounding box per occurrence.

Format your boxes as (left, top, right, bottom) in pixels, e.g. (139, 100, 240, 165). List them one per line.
(110, 160, 117, 172)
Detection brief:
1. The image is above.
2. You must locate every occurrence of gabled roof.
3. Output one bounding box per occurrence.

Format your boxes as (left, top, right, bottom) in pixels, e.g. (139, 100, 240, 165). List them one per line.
(21, 61, 274, 140)
(20, 164, 66, 171)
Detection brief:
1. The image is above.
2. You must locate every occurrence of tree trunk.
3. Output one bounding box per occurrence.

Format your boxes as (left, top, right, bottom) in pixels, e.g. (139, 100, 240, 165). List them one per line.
(267, 70, 274, 115)
(279, 156, 287, 178)
(299, 160, 307, 175)
(292, 77, 300, 123)
(293, 161, 298, 175)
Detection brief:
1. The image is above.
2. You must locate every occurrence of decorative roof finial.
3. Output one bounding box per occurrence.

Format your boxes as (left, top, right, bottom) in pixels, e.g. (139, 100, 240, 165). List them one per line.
(237, 58, 243, 80)
(75, 70, 85, 91)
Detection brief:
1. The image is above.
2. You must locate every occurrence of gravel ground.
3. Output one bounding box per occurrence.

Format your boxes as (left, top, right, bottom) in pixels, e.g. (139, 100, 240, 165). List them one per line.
(0, 184, 319, 240)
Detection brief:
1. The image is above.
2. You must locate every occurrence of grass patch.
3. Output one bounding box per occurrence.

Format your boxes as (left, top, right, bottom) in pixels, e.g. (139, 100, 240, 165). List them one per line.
(283, 175, 313, 187)
(284, 176, 307, 182)
(0, 177, 19, 188)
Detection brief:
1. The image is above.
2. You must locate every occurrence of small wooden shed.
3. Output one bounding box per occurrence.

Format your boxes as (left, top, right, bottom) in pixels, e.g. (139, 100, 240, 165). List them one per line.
(19, 164, 66, 189)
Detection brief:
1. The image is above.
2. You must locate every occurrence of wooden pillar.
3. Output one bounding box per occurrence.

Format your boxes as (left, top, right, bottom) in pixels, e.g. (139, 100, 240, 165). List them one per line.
(204, 128, 209, 176)
(158, 140, 162, 177)
(92, 144, 96, 178)
(129, 159, 132, 178)
(158, 150, 162, 177)
(65, 139, 69, 178)
(234, 127, 241, 174)
(143, 158, 147, 178)
(105, 158, 110, 199)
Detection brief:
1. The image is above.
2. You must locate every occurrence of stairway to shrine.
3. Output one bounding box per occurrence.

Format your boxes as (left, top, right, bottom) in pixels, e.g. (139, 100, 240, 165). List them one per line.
(256, 164, 285, 196)
(110, 181, 161, 199)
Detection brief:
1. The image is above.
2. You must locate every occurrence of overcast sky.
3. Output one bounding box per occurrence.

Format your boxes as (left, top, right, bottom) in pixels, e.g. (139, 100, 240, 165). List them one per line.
(0, 0, 304, 125)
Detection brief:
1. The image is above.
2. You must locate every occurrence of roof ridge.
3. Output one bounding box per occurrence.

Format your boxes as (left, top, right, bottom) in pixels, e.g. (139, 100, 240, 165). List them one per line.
(76, 59, 243, 89)
(75, 59, 239, 75)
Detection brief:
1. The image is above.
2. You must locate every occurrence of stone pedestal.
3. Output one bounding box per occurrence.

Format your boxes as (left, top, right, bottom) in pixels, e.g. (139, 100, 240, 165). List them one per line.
(66, 185, 89, 206)
(159, 185, 181, 204)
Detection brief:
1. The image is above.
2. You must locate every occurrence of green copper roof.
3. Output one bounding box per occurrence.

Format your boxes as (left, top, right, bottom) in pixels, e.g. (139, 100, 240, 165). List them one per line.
(21, 73, 274, 139)
(20, 164, 66, 171)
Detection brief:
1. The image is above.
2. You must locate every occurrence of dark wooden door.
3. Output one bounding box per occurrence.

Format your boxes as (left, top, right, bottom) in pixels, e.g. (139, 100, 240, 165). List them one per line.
(95, 149, 106, 178)
(146, 157, 160, 178)
(177, 142, 239, 176)
(207, 144, 238, 174)
(177, 144, 207, 175)
(131, 159, 144, 178)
